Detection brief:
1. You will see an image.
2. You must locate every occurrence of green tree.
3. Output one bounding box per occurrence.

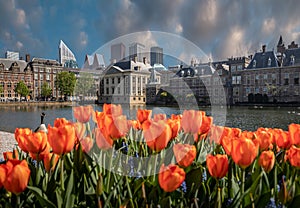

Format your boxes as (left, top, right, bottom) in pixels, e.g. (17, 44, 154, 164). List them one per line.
(55, 71, 76, 99)
(74, 72, 94, 100)
(41, 82, 52, 100)
(14, 81, 30, 99)
(0, 85, 3, 94)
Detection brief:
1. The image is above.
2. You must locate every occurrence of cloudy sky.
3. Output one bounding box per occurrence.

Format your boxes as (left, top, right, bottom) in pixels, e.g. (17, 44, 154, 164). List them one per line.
(1, 0, 300, 67)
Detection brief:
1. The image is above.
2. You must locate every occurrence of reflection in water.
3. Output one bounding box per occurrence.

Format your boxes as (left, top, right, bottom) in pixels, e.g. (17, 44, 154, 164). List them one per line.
(1, 105, 300, 133)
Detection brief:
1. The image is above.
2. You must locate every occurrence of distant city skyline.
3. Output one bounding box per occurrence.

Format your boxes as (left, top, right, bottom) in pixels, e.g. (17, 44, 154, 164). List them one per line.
(1, 1, 300, 67)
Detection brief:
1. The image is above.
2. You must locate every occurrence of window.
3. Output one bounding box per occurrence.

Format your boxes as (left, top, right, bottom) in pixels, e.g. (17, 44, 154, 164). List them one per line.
(117, 87, 120, 94)
(46, 74, 50, 81)
(106, 78, 109, 84)
(268, 57, 272, 67)
(106, 88, 109, 94)
(231, 65, 237, 72)
(263, 74, 268, 80)
(40, 74, 43, 80)
(291, 55, 295, 65)
(112, 78, 114, 84)
(34, 74, 38, 80)
(236, 76, 241, 84)
(232, 76, 236, 84)
(118, 77, 121, 83)
(253, 60, 256, 68)
(7, 82, 11, 88)
(237, 65, 243, 70)
(294, 78, 299, 85)
(284, 78, 289, 85)
(111, 87, 114, 94)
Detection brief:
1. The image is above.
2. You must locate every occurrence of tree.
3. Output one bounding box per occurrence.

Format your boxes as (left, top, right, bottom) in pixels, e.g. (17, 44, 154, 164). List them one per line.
(55, 71, 76, 99)
(14, 81, 30, 99)
(41, 82, 52, 100)
(74, 72, 94, 100)
(0, 85, 3, 94)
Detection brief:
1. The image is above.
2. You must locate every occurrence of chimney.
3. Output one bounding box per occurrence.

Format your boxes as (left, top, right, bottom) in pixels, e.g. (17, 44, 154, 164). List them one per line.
(25, 54, 30, 62)
(143, 57, 147, 64)
(262, 45, 266, 53)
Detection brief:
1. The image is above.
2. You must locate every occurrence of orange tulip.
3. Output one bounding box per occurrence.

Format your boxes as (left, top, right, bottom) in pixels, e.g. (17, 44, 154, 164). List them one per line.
(3, 149, 19, 160)
(1, 159, 30, 194)
(181, 110, 202, 134)
(254, 128, 273, 150)
(14, 128, 32, 152)
(103, 103, 123, 116)
(127, 119, 141, 130)
(47, 118, 76, 155)
(42, 152, 59, 172)
(153, 113, 167, 121)
(173, 144, 196, 167)
(74, 122, 86, 141)
(206, 154, 229, 179)
(286, 145, 300, 168)
(95, 128, 113, 150)
(258, 150, 275, 173)
(158, 164, 185, 192)
(273, 129, 291, 150)
(199, 115, 213, 136)
(79, 136, 94, 153)
(143, 120, 172, 151)
(231, 136, 258, 169)
(289, 123, 300, 146)
(137, 109, 152, 124)
(26, 131, 48, 154)
(73, 105, 94, 123)
(167, 118, 181, 139)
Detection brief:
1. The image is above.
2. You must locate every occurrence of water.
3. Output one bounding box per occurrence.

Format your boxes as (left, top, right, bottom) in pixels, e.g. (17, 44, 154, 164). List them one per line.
(1, 104, 300, 133)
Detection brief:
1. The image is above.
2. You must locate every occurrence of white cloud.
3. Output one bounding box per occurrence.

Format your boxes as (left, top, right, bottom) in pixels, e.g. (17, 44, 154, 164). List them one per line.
(262, 18, 276, 34)
(175, 23, 183, 34)
(16, 41, 23, 50)
(16, 9, 26, 25)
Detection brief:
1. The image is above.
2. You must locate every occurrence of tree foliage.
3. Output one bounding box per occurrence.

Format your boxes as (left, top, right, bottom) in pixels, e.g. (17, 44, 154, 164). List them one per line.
(55, 71, 76, 97)
(74, 72, 94, 97)
(0, 85, 3, 94)
(41, 82, 52, 99)
(14, 81, 30, 97)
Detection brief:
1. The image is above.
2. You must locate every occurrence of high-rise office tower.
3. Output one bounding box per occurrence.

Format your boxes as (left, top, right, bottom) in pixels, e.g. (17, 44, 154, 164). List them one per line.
(129, 42, 146, 62)
(58, 40, 78, 67)
(111, 43, 126, 63)
(150, 46, 163, 65)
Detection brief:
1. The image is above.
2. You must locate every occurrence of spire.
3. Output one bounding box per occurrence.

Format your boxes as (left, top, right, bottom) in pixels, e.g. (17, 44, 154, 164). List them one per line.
(277, 35, 283, 46)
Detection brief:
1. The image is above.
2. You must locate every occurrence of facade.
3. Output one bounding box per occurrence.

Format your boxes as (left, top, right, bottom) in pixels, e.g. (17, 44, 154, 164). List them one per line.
(97, 59, 156, 105)
(129, 42, 146, 62)
(28, 58, 64, 100)
(150, 46, 163, 66)
(5, 51, 20, 61)
(111, 43, 126, 63)
(58, 40, 78, 68)
(0, 59, 32, 101)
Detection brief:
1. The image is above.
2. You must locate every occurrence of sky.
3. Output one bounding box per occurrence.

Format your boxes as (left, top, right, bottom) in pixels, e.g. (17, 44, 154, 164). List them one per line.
(1, 0, 300, 67)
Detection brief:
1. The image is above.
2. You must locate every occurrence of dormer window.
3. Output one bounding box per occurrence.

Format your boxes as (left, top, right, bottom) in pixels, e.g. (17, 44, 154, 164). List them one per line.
(268, 57, 272, 67)
(290, 55, 295, 65)
(187, 70, 190, 76)
(253, 60, 256, 68)
(180, 70, 184, 77)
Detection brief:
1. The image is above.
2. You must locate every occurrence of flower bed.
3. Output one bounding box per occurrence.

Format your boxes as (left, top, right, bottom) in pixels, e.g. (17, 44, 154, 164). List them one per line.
(0, 104, 300, 207)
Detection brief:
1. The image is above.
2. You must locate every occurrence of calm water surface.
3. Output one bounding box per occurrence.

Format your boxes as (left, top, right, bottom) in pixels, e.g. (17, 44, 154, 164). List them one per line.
(1, 104, 300, 133)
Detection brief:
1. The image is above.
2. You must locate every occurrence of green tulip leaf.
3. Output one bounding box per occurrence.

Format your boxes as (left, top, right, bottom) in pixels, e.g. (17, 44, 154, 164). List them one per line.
(27, 186, 57, 208)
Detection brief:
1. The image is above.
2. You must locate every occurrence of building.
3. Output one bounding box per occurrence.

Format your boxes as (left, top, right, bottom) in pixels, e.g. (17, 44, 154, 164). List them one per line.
(111, 43, 126, 63)
(83, 53, 105, 70)
(97, 57, 156, 105)
(28, 58, 64, 100)
(5, 51, 20, 61)
(150, 46, 163, 65)
(58, 40, 78, 68)
(129, 42, 146, 62)
(0, 58, 32, 101)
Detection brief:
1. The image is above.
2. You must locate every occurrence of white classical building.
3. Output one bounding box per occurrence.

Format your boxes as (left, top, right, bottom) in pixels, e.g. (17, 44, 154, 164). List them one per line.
(97, 57, 159, 105)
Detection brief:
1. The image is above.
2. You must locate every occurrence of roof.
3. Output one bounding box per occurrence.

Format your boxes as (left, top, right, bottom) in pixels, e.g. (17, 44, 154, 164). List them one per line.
(282, 47, 300, 66)
(175, 64, 215, 78)
(0, 58, 28, 71)
(247, 51, 279, 69)
(83, 53, 105, 69)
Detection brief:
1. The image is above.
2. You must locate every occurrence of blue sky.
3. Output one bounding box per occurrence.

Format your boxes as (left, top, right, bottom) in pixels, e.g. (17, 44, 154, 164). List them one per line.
(1, 0, 300, 67)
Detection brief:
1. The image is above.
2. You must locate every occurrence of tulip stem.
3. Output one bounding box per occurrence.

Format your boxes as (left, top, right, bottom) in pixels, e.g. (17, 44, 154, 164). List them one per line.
(240, 169, 245, 208)
(274, 163, 278, 203)
(60, 156, 65, 191)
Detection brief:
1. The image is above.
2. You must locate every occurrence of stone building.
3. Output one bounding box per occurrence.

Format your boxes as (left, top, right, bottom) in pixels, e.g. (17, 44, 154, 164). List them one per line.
(97, 58, 158, 105)
(0, 58, 32, 101)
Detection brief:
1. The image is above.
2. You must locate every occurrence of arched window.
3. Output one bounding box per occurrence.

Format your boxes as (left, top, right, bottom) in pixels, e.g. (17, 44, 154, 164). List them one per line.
(290, 55, 295, 65)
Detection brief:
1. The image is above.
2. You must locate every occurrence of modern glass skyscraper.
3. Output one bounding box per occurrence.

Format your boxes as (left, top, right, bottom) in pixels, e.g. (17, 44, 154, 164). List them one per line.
(111, 43, 126, 63)
(129, 42, 145, 62)
(58, 40, 78, 68)
(150, 46, 163, 66)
